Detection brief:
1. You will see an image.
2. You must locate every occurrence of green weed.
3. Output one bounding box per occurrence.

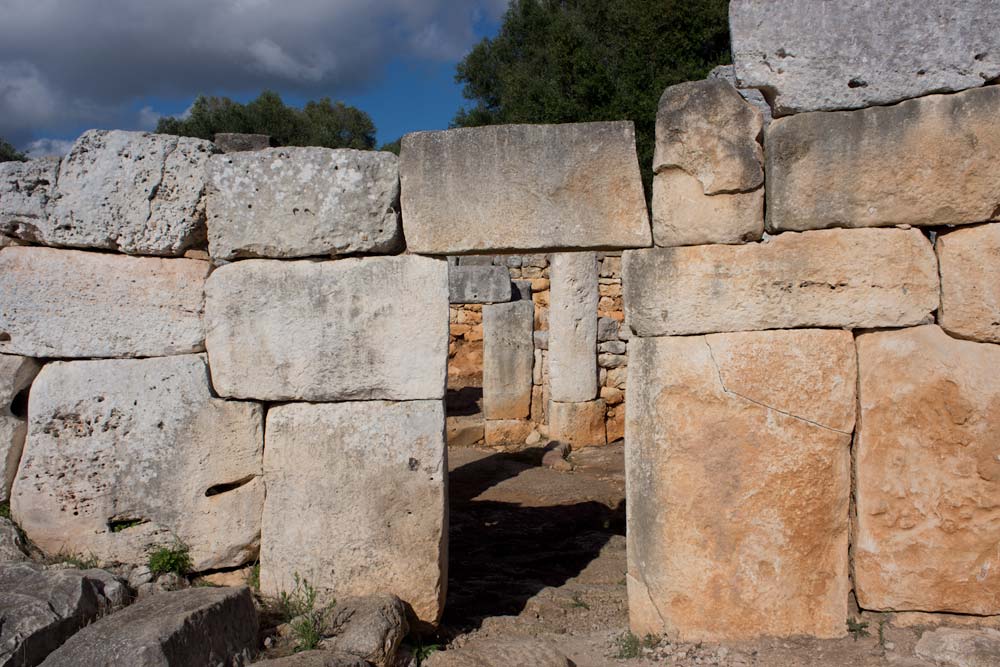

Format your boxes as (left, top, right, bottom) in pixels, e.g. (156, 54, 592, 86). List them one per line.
(614, 631, 641, 659)
(148, 543, 192, 576)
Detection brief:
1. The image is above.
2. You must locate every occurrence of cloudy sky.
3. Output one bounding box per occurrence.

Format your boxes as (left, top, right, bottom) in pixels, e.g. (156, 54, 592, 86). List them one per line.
(0, 0, 509, 156)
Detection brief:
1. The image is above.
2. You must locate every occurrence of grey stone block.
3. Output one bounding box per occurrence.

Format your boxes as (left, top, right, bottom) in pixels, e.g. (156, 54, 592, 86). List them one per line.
(212, 133, 270, 152)
(549, 252, 598, 402)
(482, 301, 534, 420)
(448, 265, 512, 304)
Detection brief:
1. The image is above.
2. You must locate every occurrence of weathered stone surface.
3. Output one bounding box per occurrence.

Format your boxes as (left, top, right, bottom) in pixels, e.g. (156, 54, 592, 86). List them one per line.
(915, 628, 1000, 667)
(652, 170, 763, 247)
(623, 228, 938, 337)
(0, 355, 39, 503)
(449, 265, 511, 304)
(482, 301, 534, 420)
(626, 330, 855, 640)
(252, 653, 367, 667)
(707, 65, 772, 127)
(855, 326, 1000, 615)
(206, 148, 401, 260)
(0, 518, 27, 562)
(320, 594, 408, 667)
(653, 79, 763, 194)
(212, 133, 270, 153)
(937, 224, 1000, 344)
(0, 158, 59, 238)
(446, 415, 484, 448)
(39, 587, 257, 667)
(766, 86, 1000, 232)
(424, 640, 573, 667)
(484, 419, 534, 448)
(549, 400, 606, 449)
(549, 252, 598, 402)
(260, 401, 446, 626)
(206, 256, 448, 401)
(11, 355, 264, 572)
(730, 0, 1000, 115)
(0, 247, 208, 358)
(400, 122, 651, 253)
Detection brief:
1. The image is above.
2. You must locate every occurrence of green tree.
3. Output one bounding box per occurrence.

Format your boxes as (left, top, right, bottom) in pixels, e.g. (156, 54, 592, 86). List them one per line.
(453, 0, 731, 195)
(0, 137, 27, 162)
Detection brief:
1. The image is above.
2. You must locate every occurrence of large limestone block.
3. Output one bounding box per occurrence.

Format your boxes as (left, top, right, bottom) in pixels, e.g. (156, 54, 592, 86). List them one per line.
(651, 170, 763, 247)
(0, 246, 208, 358)
(549, 400, 606, 449)
(937, 224, 1000, 344)
(626, 330, 855, 640)
(205, 256, 448, 401)
(0, 354, 40, 502)
(206, 148, 401, 260)
(400, 122, 651, 253)
(549, 252, 598, 402)
(855, 325, 1000, 614)
(730, 0, 1000, 114)
(482, 301, 534, 420)
(11, 355, 264, 572)
(653, 79, 763, 194)
(448, 265, 511, 304)
(623, 228, 938, 337)
(0, 158, 59, 238)
(260, 401, 447, 627)
(766, 86, 1000, 232)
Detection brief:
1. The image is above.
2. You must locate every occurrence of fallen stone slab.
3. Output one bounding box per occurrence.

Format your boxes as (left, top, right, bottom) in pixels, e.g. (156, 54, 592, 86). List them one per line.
(855, 326, 1000, 615)
(549, 252, 598, 403)
(915, 627, 1000, 667)
(11, 354, 264, 572)
(400, 122, 651, 253)
(424, 639, 575, 667)
(730, 0, 1000, 114)
(39, 586, 257, 667)
(319, 594, 408, 667)
(937, 223, 1000, 344)
(260, 401, 446, 627)
(0, 158, 59, 240)
(448, 265, 511, 304)
(0, 354, 40, 502)
(206, 147, 401, 260)
(206, 256, 448, 401)
(627, 329, 855, 640)
(482, 301, 534, 419)
(623, 228, 938, 336)
(766, 86, 1000, 233)
(0, 246, 208, 358)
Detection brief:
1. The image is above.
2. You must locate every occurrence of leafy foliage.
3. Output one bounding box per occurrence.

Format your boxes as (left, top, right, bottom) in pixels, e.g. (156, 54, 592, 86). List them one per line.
(0, 502, 9, 520)
(847, 617, 871, 642)
(0, 138, 27, 163)
(148, 543, 193, 576)
(276, 574, 328, 653)
(157, 91, 377, 150)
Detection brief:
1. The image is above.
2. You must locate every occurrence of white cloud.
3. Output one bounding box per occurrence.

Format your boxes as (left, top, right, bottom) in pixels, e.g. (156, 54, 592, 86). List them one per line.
(24, 137, 74, 158)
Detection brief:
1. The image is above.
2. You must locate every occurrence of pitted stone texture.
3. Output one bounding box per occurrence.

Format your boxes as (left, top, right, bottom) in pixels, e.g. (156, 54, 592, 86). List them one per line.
(424, 640, 573, 667)
(260, 401, 446, 627)
(855, 326, 1000, 615)
(206, 256, 448, 402)
(915, 628, 1000, 667)
(449, 265, 512, 304)
(0, 518, 28, 562)
(626, 330, 855, 641)
(400, 122, 651, 253)
(549, 400, 606, 449)
(766, 86, 1000, 233)
(623, 228, 938, 337)
(730, 0, 1000, 115)
(549, 252, 598, 402)
(320, 594, 408, 667)
(207, 148, 401, 260)
(0, 354, 40, 502)
(40, 130, 215, 255)
(0, 247, 208, 358)
(0, 158, 59, 239)
(212, 133, 270, 153)
(653, 79, 763, 194)
(482, 301, 534, 420)
(937, 224, 1000, 344)
(11, 355, 264, 572)
(652, 170, 763, 247)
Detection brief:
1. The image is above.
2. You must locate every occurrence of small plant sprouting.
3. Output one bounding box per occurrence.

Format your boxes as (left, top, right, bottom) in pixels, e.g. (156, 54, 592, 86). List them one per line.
(109, 518, 146, 533)
(0, 502, 10, 520)
(277, 573, 319, 621)
(847, 617, 870, 642)
(53, 550, 100, 569)
(877, 617, 888, 652)
(614, 631, 641, 659)
(276, 573, 328, 653)
(290, 612, 323, 652)
(413, 639, 441, 666)
(570, 592, 590, 610)
(148, 543, 193, 576)
(248, 562, 260, 591)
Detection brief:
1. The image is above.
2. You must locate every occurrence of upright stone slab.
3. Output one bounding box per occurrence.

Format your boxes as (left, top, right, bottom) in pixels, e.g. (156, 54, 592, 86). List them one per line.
(937, 223, 1000, 344)
(627, 330, 855, 640)
(260, 401, 446, 626)
(11, 355, 264, 572)
(549, 400, 606, 448)
(0, 157, 59, 238)
(0, 355, 40, 503)
(766, 86, 1000, 232)
(855, 326, 1000, 615)
(206, 148, 402, 260)
(548, 252, 598, 402)
(205, 256, 448, 402)
(400, 122, 651, 253)
(449, 265, 512, 304)
(0, 246, 208, 358)
(623, 228, 938, 337)
(730, 0, 1000, 114)
(482, 301, 534, 420)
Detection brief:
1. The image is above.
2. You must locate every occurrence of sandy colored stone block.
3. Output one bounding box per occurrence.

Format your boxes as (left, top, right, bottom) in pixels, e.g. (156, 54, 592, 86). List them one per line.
(207, 147, 401, 260)
(626, 330, 855, 640)
(766, 86, 1000, 232)
(260, 401, 446, 626)
(11, 354, 264, 572)
(482, 301, 534, 420)
(484, 419, 534, 448)
(652, 170, 763, 247)
(549, 400, 606, 449)
(549, 252, 598, 402)
(623, 228, 938, 337)
(0, 157, 59, 238)
(0, 246, 208, 358)
(400, 122, 651, 253)
(205, 256, 448, 401)
(0, 355, 40, 503)
(937, 223, 1000, 344)
(855, 325, 1000, 615)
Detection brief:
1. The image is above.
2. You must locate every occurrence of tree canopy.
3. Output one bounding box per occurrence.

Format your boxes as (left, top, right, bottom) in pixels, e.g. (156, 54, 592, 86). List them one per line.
(156, 91, 377, 150)
(0, 138, 27, 163)
(453, 0, 731, 195)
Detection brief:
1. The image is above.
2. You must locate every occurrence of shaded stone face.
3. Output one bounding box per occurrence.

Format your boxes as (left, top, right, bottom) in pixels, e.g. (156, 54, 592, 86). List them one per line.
(399, 122, 651, 254)
(937, 223, 1000, 344)
(0, 354, 40, 503)
(482, 301, 534, 420)
(0, 157, 59, 237)
(854, 325, 1000, 615)
(765, 86, 1000, 232)
(448, 265, 512, 305)
(730, 0, 1000, 114)
(626, 329, 855, 641)
(548, 252, 598, 403)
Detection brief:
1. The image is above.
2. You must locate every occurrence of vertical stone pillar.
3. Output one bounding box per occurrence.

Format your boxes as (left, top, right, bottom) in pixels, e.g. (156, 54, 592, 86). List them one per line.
(482, 300, 535, 420)
(549, 252, 598, 402)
